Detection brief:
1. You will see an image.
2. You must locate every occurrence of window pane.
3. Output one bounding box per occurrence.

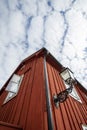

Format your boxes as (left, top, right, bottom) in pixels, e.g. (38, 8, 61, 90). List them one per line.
(11, 74, 21, 83)
(6, 74, 22, 93)
(4, 74, 24, 104)
(9, 82, 18, 93)
(8, 92, 15, 98)
(3, 92, 16, 104)
(60, 69, 70, 81)
(6, 81, 18, 93)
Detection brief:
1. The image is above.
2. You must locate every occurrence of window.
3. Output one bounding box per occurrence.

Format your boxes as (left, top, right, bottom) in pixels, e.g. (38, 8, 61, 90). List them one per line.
(6, 74, 23, 93)
(4, 74, 24, 104)
(64, 82, 82, 103)
(4, 92, 16, 104)
(82, 124, 87, 130)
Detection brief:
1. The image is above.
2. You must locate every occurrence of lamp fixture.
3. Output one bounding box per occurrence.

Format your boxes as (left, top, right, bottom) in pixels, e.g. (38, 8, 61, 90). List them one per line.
(53, 68, 76, 108)
(60, 68, 75, 85)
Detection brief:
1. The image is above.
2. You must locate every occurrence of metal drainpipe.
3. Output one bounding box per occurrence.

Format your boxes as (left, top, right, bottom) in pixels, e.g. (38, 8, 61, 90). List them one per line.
(44, 54, 54, 130)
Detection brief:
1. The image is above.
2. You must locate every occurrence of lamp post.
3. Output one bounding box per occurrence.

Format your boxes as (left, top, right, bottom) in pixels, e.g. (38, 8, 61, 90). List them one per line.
(53, 68, 76, 108)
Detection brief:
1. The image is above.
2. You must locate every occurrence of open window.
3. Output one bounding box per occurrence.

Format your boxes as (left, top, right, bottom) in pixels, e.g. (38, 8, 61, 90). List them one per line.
(64, 82, 82, 103)
(4, 74, 24, 104)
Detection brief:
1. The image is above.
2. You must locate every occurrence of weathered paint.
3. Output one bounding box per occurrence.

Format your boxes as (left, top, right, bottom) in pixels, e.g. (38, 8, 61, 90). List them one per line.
(0, 48, 87, 130)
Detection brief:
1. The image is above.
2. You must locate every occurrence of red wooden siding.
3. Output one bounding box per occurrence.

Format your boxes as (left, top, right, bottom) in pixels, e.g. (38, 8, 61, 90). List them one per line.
(46, 58, 87, 130)
(0, 56, 47, 130)
(0, 121, 22, 130)
(0, 48, 87, 130)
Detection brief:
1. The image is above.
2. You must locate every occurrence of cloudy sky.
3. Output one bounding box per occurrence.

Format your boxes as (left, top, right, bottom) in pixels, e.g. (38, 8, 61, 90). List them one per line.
(0, 0, 87, 89)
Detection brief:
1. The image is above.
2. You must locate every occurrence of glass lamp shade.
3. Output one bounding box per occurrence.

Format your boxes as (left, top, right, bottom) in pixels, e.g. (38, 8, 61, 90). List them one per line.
(60, 68, 75, 84)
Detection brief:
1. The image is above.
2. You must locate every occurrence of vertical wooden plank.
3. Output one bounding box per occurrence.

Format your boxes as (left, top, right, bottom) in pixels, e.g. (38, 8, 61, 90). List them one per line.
(47, 62, 64, 130)
(18, 59, 37, 127)
(44, 111, 48, 130)
(53, 68, 76, 130)
(9, 62, 31, 123)
(13, 62, 32, 124)
(25, 57, 44, 130)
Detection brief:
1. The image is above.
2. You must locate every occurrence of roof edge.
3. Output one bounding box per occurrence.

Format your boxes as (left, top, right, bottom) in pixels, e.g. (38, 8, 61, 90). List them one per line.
(0, 47, 87, 94)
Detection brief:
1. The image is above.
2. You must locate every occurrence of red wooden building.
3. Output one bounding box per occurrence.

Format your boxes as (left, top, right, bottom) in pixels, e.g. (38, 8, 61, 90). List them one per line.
(0, 48, 87, 130)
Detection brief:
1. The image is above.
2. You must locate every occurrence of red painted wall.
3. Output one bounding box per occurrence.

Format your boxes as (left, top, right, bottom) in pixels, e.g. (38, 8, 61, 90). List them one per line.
(0, 49, 87, 130)
(46, 58, 87, 130)
(0, 121, 22, 130)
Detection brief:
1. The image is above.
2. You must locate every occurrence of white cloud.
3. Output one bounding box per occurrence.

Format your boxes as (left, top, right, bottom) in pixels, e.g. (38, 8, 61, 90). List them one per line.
(18, 0, 37, 16)
(61, 41, 76, 59)
(67, 9, 87, 49)
(37, 0, 51, 16)
(44, 12, 64, 57)
(8, 11, 25, 43)
(73, 0, 87, 12)
(0, 0, 87, 90)
(27, 16, 44, 49)
(51, 0, 71, 11)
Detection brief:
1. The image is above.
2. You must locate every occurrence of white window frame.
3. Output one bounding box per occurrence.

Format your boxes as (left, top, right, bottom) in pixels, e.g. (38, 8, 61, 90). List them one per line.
(3, 92, 17, 104)
(4, 74, 24, 104)
(82, 124, 87, 130)
(64, 81, 82, 103)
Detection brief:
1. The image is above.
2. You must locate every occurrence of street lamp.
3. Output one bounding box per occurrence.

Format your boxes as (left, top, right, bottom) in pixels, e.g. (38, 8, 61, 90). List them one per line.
(60, 68, 75, 85)
(53, 68, 76, 108)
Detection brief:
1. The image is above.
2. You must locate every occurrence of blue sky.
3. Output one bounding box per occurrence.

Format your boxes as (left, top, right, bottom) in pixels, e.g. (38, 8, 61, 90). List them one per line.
(0, 0, 87, 89)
